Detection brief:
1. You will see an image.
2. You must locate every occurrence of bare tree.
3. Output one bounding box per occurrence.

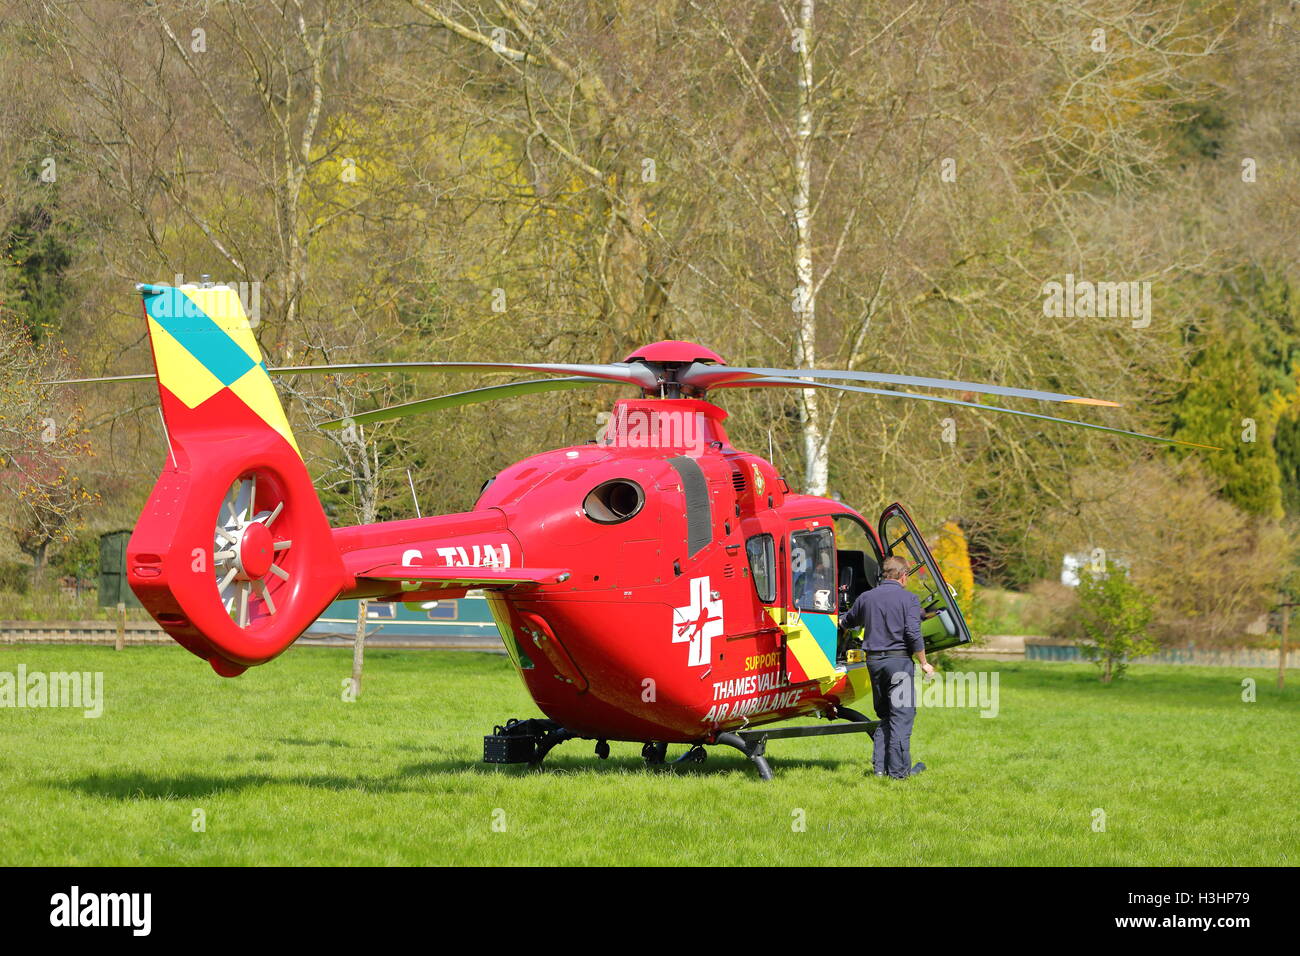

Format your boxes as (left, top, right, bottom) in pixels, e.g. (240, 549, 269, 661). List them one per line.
(0, 318, 97, 580)
(407, 0, 695, 360)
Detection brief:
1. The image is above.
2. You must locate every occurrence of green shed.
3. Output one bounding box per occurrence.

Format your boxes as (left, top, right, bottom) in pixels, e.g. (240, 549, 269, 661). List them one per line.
(98, 530, 142, 608)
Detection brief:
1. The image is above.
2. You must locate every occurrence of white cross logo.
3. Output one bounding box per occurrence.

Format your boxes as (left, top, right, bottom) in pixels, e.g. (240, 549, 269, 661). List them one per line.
(672, 576, 724, 667)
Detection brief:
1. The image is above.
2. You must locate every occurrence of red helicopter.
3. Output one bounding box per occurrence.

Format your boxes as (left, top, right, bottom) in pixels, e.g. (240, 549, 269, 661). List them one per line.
(64, 283, 1209, 778)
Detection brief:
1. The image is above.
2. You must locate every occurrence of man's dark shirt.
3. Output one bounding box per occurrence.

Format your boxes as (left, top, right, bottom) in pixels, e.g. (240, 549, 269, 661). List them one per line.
(839, 579, 923, 656)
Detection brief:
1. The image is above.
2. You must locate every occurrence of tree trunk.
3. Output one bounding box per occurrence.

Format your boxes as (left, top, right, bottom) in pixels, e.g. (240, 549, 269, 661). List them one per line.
(793, 0, 828, 495)
(29, 540, 49, 589)
(351, 598, 369, 699)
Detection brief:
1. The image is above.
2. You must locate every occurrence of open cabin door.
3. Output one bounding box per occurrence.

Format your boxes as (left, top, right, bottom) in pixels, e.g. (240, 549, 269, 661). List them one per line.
(878, 503, 973, 652)
(776, 522, 841, 684)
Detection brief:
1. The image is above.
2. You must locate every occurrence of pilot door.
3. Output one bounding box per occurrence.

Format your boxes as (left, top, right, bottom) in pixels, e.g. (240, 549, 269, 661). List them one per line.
(778, 521, 841, 683)
(878, 502, 973, 652)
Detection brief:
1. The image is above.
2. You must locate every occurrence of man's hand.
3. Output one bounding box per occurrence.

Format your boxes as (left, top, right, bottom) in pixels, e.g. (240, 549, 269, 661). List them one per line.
(920, 661, 936, 680)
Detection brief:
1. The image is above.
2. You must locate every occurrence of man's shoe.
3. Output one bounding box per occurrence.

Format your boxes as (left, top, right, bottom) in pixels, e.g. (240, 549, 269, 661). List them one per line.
(909, 762, 926, 776)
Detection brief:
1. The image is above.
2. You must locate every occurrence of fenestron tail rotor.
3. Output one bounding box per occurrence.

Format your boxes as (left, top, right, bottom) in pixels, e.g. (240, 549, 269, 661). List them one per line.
(213, 474, 294, 630)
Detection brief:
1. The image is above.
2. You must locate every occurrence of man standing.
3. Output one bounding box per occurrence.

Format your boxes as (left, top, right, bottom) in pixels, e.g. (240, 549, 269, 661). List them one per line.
(838, 555, 935, 778)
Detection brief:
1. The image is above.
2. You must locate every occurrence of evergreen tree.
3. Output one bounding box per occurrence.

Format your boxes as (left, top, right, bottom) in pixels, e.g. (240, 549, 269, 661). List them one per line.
(1173, 328, 1284, 519)
(933, 520, 975, 608)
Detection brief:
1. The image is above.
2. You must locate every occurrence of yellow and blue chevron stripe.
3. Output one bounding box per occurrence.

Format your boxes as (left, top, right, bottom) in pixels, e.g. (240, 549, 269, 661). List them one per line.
(140, 283, 299, 456)
(767, 606, 841, 685)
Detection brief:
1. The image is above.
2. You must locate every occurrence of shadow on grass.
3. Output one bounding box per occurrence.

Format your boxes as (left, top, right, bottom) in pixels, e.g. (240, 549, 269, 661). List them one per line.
(274, 737, 355, 748)
(957, 661, 1297, 709)
(57, 747, 862, 800)
(63, 770, 408, 799)
(394, 751, 855, 778)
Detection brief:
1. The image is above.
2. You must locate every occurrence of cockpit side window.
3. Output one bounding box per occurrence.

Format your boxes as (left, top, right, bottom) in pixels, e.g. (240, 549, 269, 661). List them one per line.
(745, 534, 776, 603)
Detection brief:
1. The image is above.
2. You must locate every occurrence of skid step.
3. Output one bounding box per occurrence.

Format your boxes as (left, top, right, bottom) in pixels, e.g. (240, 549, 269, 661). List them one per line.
(734, 720, 879, 746)
(717, 716, 881, 781)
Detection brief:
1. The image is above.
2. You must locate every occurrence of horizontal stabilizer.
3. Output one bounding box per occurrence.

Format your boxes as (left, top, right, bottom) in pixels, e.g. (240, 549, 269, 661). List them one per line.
(353, 565, 571, 589)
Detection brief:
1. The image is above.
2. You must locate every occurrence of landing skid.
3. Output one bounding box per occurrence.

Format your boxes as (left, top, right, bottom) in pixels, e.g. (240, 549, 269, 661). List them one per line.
(484, 708, 879, 781)
(715, 731, 774, 781)
(725, 711, 880, 780)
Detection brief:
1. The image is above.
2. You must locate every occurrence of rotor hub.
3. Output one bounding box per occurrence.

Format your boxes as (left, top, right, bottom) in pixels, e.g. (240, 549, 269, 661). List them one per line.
(622, 341, 727, 397)
(213, 474, 293, 628)
(236, 521, 274, 580)
(622, 340, 725, 366)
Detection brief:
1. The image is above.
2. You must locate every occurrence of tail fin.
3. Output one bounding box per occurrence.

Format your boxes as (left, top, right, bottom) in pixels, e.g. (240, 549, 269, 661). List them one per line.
(128, 284, 349, 676)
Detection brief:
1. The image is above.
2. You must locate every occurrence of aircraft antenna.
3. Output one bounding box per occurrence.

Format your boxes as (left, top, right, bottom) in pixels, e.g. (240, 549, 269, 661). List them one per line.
(406, 468, 422, 518)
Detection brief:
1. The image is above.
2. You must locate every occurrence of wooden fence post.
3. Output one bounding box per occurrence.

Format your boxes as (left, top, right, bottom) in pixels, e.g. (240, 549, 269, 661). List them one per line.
(351, 599, 369, 698)
(1279, 604, 1290, 691)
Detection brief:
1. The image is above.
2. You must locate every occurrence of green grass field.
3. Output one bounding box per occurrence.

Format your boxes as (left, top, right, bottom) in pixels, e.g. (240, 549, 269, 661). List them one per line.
(1, 643, 1295, 866)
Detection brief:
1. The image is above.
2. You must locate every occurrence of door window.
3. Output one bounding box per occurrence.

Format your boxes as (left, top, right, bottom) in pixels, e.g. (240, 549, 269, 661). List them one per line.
(833, 513, 881, 611)
(791, 527, 836, 612)
(878, 503, 973, 651)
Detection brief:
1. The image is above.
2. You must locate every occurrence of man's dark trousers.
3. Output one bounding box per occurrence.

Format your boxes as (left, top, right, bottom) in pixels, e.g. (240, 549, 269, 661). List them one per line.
(867, 656, 915, 778)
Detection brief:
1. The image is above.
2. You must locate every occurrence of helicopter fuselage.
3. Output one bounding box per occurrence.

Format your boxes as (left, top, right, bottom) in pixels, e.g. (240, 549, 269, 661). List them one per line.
(334, 396, 897, 744)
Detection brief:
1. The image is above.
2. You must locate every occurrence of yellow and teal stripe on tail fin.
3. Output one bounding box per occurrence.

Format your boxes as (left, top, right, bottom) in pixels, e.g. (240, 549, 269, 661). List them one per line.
(140, 283, 299, 456)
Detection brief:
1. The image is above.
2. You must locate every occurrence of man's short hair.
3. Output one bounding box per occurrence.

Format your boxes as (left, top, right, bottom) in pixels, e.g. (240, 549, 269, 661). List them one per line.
(882, 555, 909, 580)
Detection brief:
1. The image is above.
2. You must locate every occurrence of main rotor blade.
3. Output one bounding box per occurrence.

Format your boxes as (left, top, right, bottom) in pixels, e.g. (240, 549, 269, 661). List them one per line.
(40, 373, 155, 385)
(271, 361, 657, 389)
(682, 363, 1119, 407)
(315, 376, 611, 429)
(44, 361, 658, 389)
(730, 376, 1217, 450)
